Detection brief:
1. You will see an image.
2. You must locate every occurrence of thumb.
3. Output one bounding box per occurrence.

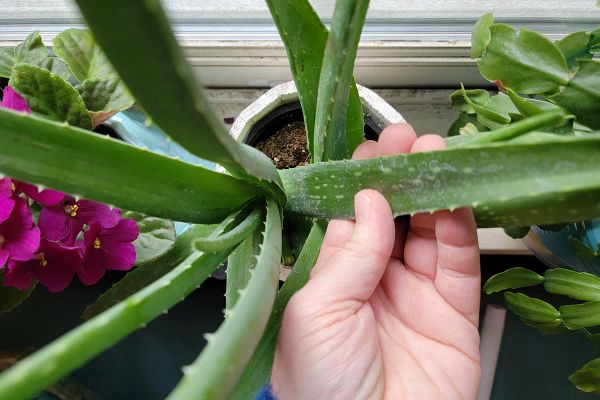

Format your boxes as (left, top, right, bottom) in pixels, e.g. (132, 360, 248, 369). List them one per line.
(309, 189, 395, 302)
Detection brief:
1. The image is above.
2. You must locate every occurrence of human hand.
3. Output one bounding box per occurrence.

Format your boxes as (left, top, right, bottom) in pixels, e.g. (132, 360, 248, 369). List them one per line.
(272, 124, 481, 400)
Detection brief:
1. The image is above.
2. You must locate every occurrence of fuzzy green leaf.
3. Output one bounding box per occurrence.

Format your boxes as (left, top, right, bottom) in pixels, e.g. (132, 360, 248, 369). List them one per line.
(570, 358, 600, 394)
(167, 198, 282, 400)
(226, 229, 262, 311)
(484, 267, 543, 294)
(74, 0, 284, 199)
(0, 31, 48, 78)
(556, 31, 594, 68)
(232, 220, 327, 399)
(550, 60, 600, 129)
(0, 108, 262, 224)
(52, 29, 114, 82)
(121, 211, 176, 266)
(76, 76, 134, 127)
(471, 13, 494, 58)
(504, 292, 561, 326)
(0, 272, 36, 313)
(281, 133, 600, 228)
(266, 0, 364, 159)
(560, 301, 600, 330)
(477, 24, 569, 94)
(9, 64, 92, 129)
(544, 268, 600, 302)
(313, 0, 369, 162)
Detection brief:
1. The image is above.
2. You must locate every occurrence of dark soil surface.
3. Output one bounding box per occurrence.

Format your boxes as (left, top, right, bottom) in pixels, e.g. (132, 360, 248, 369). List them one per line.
(256, 121, 310, 169)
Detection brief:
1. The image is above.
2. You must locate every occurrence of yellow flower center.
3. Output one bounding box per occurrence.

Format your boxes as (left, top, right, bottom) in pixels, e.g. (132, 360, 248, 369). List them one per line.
(64, 204, 79, 217)
(0, 235, 5, 249)
(11, 182, 16, 192)
(36, 253, 48, 267)
(93, 238, 101, 250)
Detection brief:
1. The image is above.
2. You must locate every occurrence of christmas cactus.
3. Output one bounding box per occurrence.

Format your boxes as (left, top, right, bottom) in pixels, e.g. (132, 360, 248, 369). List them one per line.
(0, 0, 599, 399)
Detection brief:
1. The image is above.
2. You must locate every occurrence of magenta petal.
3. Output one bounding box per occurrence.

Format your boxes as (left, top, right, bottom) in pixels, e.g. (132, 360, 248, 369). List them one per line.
(78, 253, 107, 285)
(1, 200, 40, 261)
(0, 86, 31, 113)
(38, 206, 70, 241)
(32, 240, 80, 293)
(0, 250, 8, 268)
(104, 242, 136, 271)
(0, 195, 15, 224)
(77, 200, 121, 228)
(0, 178, 12, 197)
(3, 259, 35, 291)
(103, 219, 139, 243)
(17, 181, 64, 206)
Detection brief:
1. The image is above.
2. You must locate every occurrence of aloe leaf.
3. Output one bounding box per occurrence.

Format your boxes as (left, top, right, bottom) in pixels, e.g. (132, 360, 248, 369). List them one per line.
(550, 60, 600, 129)
(313, 0, 369, 162)
(122, 211, 176, 266)
(483, 267, 543, 294)
(281, 133, 600, 227)
(9, 64, 92, 129)
(569, 358, 600, 394)
(544, 268, 600, 302)
(52, 29, 114, 82)
(0, 245, 232, 400)
(471, 13, 494, 58)
(504, 292, 562, 327)
(194, 206, 264, 252)
(226, 228, 262, 311)
(168, 198, 282, 400)
(232, 220, 327, 399)
(83, 224, 215, 319)
(560, 301, 600, 330)
(76, 77, 134, 127)
(0, 272, 36, 313)
(74, 0, 283, 197)
(266, 0, 364, 159)
(0, 31, 48, 78)
(0, 108, 262, 224)
(555, 31, 594, 68)
(476, 24, 569, 94)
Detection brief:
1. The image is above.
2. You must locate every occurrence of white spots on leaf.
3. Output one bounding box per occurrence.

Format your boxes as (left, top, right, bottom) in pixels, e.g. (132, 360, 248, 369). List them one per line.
(353, 171, 362, 177)
(335, 195, 344, 199)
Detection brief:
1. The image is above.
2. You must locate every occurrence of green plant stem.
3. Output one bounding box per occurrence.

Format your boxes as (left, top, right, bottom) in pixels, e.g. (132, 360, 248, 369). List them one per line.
(0, 248, 232, 400)
(194, 206, 263, 252)
(167, 198, 282, 400)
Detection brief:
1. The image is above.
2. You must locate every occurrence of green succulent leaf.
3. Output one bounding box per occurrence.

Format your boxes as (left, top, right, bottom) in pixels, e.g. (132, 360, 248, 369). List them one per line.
(0, 31, 48, 78)
(569, 236, 600, 261)
(550, 60, 600, 129)
(35, 57, 72, 82)
(52, 29, 114, 82)
(560, 301, 600, 330)
(569, 358, 600, 394)
(505, 88, 544, 117)
(226, 229, 262, 311)
(544, 268, 600, 302)
(484, 267, 543, 294)
(470, 13, 494, 58)
(168, 198, 282, 400)
(232, 220, 327, 399)
(121, 211, 176, 266)
(9, 64, 92, 129)
(313, 0, 369, 162)
(460, 85, 510, 126)
(74, 0, 284, 201)
(76, 76, 134, 127)
(281, 131, 600, 228)
(266, 0, 364, 160)
(83, 224, 215, 319)
(476, 24, 569, 94)
(447, 112, 488, 137)
(503, 226, 530, 239)
(0, 108, 262, 224)
(504, 292, 562, 328)
(555, 31, 594, 68)
(449, 88, 489, 114)
(0, 272, 36, 313)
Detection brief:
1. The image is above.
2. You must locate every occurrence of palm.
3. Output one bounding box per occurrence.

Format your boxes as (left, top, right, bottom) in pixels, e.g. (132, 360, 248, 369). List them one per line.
(273, 124, 481, 400)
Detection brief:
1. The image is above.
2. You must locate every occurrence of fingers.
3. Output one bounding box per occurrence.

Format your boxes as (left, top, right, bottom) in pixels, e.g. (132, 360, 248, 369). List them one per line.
(377, 123, 417, 156)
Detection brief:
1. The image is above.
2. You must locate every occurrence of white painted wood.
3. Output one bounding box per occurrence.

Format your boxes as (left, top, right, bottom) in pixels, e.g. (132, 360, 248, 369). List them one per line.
(478, 305, 508, 400)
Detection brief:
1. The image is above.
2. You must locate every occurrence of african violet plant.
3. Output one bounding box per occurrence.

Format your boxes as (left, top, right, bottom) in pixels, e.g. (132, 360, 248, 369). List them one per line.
(0, 0, 599, 398)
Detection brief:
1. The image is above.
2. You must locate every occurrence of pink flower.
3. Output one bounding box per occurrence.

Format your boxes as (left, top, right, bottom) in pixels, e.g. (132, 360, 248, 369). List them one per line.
(78, 219, 139, 285)
(0, 86, 31, 113)
(0, 199, 40, 268)
(3, 239, 81, 293)
(38, 196, 121, 244)
(0, 177, 64, 207)
(0, 178, 15, 224)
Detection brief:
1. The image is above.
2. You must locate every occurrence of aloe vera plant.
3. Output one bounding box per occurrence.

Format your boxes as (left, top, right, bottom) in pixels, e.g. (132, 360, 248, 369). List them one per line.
(0, 0, 600, 398)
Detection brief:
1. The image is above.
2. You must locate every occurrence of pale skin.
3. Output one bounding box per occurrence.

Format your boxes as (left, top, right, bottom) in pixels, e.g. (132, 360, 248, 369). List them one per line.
(272, 123, 481, 400)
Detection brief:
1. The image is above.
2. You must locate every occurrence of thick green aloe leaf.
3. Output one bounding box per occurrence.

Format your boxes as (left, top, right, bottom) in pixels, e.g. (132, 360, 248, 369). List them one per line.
(550, 60, 600, 129)
(0, 31, 48, 78)
(52, 29, 114, 82)
(121, 211, 176, 266)
(476, 24, 569, 94)
(483, 267, 543, 294)
(9, 64, 92, 129)
(0, 244, 232, 400)
(544, 268, 600, 302)
(266, 0, 364, 159)
(504, 292, 562, 327)
(280, 134, 600, 228)
(232, 220, 327, 399)
(0, 272, 36, 313)
(226, 229, 262, 311)
(83, 224, 215, 319)
(194, 206, 263, 253)
(168, 198, 282, 400)
(560, 301, 600, 330)
(470, 13, 493, 58)
(0, 109, 262, 224)
(76, 77, 134, 127)
(313, 0, 369, 162)
(569, 358, 600, 394)
(555, 31, 594, 68)
(74, 0, 283, 198)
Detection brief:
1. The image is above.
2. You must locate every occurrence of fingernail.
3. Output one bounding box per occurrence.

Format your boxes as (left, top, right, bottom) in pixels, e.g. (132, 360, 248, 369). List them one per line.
(355, 192, 371, 222)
